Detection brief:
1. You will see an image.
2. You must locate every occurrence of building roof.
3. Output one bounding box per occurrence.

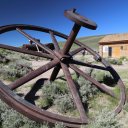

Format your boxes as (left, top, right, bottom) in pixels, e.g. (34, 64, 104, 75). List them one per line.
(99, 33, 128, 44)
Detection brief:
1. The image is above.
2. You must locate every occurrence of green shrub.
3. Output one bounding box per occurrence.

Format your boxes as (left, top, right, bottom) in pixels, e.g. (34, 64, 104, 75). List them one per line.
(41, 82, 69, 109)
(0, 100, 7, 112)
(0, 100, 66, 128)
(106, 58, 123, 65)
(119, 56, 128, 61)
(0, 49, 12, 57)
(0, 48, 43, 61)
(54, 94, 75, 113)
(0, 55, 10, 64)
(91, 70, 106, 82)
(0, 99, 25, 128)
(91, 70, 115, 86)
(42, 82, 68, 98)
(0, 100, 8, 125)
(1, 109, 49, 128)
(1, 109, 25, 128)
(20, 54, 31, 61)
(78, 77, 98, 103)
(39, 96, 53, 109)
(123, 102, 128, 112)
(0, 60, 32, 81)
(20, 54, 44, 61)
(86, 108, 121, 128)
(54, 123, 66, 128)
(41, 76, 99, 114)
(0, 48, 33, 81)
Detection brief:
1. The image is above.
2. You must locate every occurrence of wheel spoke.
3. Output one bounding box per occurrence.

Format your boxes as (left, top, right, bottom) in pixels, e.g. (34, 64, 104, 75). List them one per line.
(0, 44, 53, 59)
(9, 59, 59, 90)
(16, 28, 55, 56)
(69, 47, 85, 56)
(69, 64, 115, 97)
(61, 62, 88, 123)
(49, 64, 61, 81)
(49, 31, 60, 51)
(70, 59, 107, 71)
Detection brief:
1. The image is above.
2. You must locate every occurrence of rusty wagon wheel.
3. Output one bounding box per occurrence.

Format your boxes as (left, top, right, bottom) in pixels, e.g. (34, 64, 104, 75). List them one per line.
(0, 9, 126, 128)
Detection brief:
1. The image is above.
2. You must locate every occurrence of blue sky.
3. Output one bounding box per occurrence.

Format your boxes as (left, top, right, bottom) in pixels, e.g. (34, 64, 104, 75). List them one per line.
(0, 0, 128, 46)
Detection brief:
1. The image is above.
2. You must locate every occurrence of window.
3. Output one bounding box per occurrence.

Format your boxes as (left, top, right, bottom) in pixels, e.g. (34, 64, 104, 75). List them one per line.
(103, 46, 108, 52)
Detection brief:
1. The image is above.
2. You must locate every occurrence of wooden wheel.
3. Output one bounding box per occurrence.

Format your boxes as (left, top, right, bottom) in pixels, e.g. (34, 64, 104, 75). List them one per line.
(0, 9, 126, 128)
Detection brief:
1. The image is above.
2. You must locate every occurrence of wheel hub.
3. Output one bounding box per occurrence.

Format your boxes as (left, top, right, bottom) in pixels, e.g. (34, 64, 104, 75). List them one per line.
(54, 50, 72, 62)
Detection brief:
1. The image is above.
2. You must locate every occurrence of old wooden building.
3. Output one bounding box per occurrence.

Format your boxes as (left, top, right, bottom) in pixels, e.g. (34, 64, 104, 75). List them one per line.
(99, 33, 128, 58)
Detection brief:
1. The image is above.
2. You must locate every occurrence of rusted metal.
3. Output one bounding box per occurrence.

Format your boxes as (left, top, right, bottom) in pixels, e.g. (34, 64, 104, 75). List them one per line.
(22, 43, 55, 52)
(61, 62, 88, 123)
(49, 65, 61, 81)
(64, 9, 97, 30)
(69, 47, 85, 56)
(70, 59, 108, 71)
(49, 31, 60, 51)
(0, 8, 126, 128)
(62, 23, 81, 54)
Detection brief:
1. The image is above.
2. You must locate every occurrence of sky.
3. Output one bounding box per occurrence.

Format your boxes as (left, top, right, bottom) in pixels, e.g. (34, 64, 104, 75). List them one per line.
(0, 0, 128, 46)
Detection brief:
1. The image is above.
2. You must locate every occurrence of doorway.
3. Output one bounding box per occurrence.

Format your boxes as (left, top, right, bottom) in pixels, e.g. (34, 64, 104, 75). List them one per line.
(108, 47, 112, 57)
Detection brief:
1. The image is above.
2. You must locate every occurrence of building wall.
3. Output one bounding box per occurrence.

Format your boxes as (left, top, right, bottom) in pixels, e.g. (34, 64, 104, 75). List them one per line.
(99, 43, 128, 58)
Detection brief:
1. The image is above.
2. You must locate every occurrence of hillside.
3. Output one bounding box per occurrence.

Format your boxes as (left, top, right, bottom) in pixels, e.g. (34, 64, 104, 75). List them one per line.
(58, 35, 105, 51)
(78, 35, 105, 50)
